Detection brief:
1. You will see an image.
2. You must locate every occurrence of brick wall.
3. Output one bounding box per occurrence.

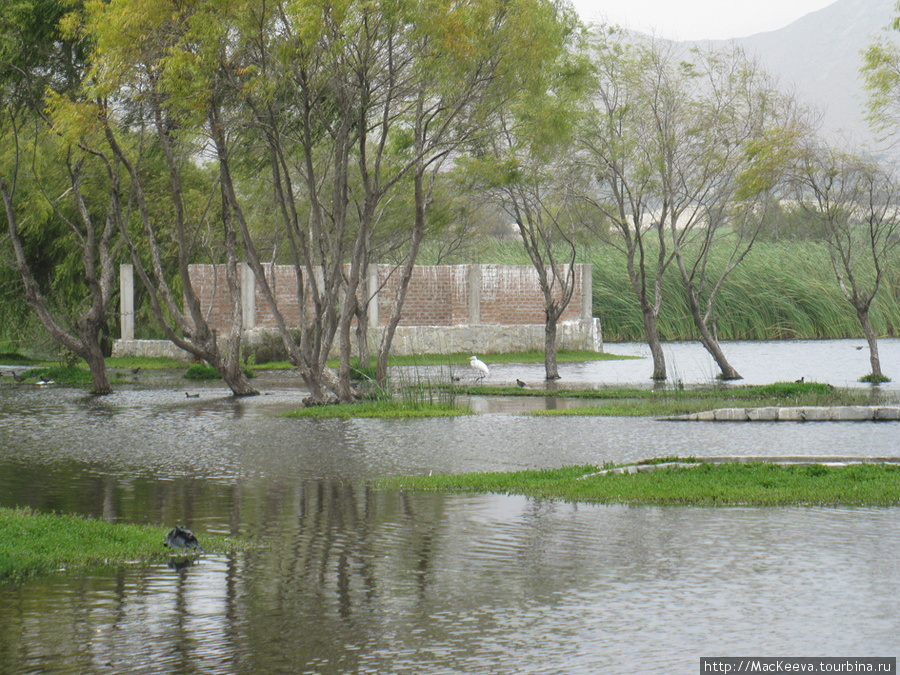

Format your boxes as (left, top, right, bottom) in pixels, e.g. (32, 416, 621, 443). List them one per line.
(188, 263, 590, 334)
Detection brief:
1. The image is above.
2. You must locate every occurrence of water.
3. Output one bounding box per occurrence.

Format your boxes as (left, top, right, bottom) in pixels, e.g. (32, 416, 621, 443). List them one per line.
(1, 339, 899, 674)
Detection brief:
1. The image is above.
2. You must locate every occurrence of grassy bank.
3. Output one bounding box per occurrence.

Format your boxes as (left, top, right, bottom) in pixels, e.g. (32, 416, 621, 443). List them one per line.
(0, 507, 238, 584)
(379, 461, 900, 506)
(457, 381, 889, 417)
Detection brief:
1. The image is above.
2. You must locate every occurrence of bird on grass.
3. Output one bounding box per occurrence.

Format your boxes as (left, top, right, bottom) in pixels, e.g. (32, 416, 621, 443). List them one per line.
(516, 378, 527, 388)
(185, 391, 200, 398)
(468, 355, 490, 382)
(11, 371, 25, 383)
(38, 377, 54, 385)
(163, 525, 204, 554)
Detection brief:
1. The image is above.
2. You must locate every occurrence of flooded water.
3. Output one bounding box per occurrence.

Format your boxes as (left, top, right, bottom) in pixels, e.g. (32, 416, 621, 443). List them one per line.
(1, 339, 899, 674)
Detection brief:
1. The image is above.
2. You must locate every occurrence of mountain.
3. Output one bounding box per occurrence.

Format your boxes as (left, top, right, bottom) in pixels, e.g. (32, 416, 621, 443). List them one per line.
(700, 0, 897, 151)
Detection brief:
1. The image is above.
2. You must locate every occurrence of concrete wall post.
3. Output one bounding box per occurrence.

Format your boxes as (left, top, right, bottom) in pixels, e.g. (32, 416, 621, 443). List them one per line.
(241, 263, 256, 330)
(467, 264, 482, 325)
(581, 263, 593, 321)
(120, 264, 134, 340)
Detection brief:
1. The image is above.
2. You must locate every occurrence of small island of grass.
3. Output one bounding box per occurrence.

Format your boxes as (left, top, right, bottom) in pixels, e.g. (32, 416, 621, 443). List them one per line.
(0, 507, 243, 584)
(378, 459, 900, 506)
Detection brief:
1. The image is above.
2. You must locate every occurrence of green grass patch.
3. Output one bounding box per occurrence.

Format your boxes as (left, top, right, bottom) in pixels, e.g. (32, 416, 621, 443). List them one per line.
(0, 353, 41, 366)
(281, 400, 474, 419)
(461, 381, 885, 417)
(18, 366, 92, 384)
(0, 507, 243, 584)
(184, 363, 255, 380)
(106, 356, 188, 371)
(378, 461, 900, 506)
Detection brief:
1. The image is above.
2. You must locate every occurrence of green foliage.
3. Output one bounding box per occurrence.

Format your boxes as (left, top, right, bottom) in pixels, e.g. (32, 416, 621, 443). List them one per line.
(750, 381, 838, 397)
(184, 363, 222, 380)
(25, 366, 91, 384)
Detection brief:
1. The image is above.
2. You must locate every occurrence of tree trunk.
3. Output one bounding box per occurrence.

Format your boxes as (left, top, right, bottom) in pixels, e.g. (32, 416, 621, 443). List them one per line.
(688, 294, 742, 380)
(83, 340, 112, 395)
(544, 315, 560, 380)
(3, 177, 114, 395)
(220, 192, 259, 397)
(858, 308, 883, 379)
(641, 302, 667, 381)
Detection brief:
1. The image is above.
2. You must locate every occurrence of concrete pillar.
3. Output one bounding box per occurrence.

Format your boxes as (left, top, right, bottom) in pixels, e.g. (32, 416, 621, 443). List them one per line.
(120, 264, 134, 340)
(241, 263, 256, 330)
(467, 264, 482, 325)
(367, 265, 380, 327)
(581, 263, 593, 320)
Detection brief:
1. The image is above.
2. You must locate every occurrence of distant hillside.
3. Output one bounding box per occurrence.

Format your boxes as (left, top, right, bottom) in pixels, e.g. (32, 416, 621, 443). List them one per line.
(700, 0, 897, 151)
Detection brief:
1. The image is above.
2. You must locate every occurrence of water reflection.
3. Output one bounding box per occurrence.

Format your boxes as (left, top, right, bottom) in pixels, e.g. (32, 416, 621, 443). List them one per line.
(2, 489, 899, 674)
(1, 339, 899, 673)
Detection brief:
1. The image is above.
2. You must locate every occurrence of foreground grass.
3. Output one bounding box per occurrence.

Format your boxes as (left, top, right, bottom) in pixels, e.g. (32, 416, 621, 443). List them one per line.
(282, 400, 474, 419)
(379, 461, 900, 506)
(0, 507, 240, 584)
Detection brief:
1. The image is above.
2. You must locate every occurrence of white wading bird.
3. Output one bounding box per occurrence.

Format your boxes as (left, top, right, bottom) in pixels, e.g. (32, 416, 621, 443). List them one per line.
(468, 355, 490, 382)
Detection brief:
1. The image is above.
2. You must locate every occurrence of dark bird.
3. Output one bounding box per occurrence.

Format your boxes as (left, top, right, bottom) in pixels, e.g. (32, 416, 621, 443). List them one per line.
(185, 392, 200, 398)
(163, 525, 204, 553)
(130, 367, 141, 375)
(38, 377, 54, 385)
(516, 378, 527, 388)
(11, 371, 25, 383)
(795, 376, 805, 383)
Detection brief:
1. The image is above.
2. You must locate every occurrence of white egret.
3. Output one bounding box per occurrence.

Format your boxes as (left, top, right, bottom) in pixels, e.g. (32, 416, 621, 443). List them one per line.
(469, 355, 490, 381)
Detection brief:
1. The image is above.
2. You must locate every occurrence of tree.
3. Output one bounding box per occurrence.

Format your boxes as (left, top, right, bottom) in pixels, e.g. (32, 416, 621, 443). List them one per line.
(662, 47, 807, 381)
(1, 0, 120, 395)
(146, 0, 577, 402)
(76, 0, 259, 396)
(462, 2, 588, 380)
(793, 145, 899, 382)
(576, 31, 677, 381)
(577, 31, 806, 381)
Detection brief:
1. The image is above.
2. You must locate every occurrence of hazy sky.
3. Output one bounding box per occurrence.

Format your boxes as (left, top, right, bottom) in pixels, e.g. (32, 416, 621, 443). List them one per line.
(571, 0, 839, 41)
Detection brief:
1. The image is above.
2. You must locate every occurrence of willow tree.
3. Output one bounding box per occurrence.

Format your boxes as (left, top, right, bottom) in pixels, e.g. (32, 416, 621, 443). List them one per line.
(793, 146, 899, 382)
(459, 1, 589, 381)
(576, 31, 677, 381)
(660, 46, 807, 381)
(113, 0, 580, 402)
(76, 0, 259, 396)
(0, 0, 120, 395)
(577, 31, 806, 381)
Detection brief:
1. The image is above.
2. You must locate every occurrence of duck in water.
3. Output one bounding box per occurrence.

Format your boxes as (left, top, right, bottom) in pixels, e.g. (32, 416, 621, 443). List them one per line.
(163, 525, 204, 554)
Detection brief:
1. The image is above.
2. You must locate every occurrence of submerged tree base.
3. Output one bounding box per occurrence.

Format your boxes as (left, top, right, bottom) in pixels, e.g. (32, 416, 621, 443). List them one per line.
(378, 460, 900, 506)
